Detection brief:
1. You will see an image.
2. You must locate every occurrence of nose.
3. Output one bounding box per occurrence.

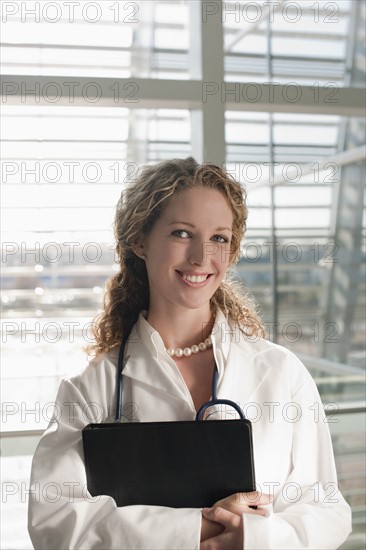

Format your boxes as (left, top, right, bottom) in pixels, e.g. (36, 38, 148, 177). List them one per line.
(188, 239, 209, 265)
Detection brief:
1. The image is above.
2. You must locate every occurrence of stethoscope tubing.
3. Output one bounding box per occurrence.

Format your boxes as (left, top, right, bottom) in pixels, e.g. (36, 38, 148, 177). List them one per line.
(115, 333, 246, 422)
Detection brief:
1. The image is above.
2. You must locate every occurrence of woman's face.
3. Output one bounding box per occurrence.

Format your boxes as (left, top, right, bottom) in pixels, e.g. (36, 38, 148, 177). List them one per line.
(139, 186, 234, 314)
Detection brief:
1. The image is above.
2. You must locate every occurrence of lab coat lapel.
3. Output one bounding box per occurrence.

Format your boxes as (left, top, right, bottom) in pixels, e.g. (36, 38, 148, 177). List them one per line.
(121, 350, 191, 403)
(120, 309, 271, 410)
(218, 337, 274, 407)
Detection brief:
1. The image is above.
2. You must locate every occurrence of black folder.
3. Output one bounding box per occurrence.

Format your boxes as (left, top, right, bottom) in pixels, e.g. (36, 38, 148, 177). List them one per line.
(83, 417, 255, 508)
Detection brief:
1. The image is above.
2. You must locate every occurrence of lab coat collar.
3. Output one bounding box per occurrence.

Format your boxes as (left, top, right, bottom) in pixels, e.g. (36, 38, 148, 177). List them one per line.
(136, 308, 232, 373)
(136, 308, 231, 361)
(126, 311, 190, 401)
(121, 309, 233, 403)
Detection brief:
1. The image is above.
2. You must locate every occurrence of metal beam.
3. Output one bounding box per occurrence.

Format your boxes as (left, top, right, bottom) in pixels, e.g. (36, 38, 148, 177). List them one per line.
(322, 0, 366, 365)
(2, 76, 365, 117)
(247, 144, 366, 192)
(297, 353, 365, 376)
(225, 0, 286, 52)
(189, 0, 225, 164)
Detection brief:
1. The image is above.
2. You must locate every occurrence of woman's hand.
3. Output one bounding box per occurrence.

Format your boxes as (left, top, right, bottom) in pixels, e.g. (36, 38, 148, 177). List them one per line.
(212, 491, 273, 517)
(200, 492, 273, 549)
(200, 516, 225, 542)
(200, 507, 243, 550)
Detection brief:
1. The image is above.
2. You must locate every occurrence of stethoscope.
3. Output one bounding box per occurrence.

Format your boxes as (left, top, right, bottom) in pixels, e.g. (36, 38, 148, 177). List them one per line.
(115, 328, 246, 422)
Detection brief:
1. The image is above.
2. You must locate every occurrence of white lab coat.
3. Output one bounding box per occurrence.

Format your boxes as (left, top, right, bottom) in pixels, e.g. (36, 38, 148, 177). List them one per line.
(28, 309, 352, 549)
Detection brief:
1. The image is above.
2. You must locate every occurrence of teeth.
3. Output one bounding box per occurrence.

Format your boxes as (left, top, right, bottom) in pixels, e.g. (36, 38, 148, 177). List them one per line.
(181, 273, 208, 283)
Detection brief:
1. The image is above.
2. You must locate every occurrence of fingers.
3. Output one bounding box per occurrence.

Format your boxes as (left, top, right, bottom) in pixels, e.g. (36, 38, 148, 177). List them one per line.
(200, 508, 244, 550)
(215, 491, 273, 508)
(212, 492, 273, 517)
(200, 517, 225, 541)
(202, 507, 241, 531)
(215, 500, 267, 517)
(243, 491, 273, 506)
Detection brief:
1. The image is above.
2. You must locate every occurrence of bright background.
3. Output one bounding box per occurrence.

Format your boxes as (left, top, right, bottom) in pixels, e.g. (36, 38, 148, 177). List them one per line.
(1, 1, 365, 548)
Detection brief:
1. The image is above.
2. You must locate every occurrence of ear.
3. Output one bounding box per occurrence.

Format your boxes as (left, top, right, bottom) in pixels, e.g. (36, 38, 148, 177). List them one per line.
(131, 241, 146, 259)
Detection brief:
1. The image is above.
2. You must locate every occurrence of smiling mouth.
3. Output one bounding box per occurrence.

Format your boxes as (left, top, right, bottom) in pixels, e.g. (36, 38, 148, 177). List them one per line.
(176, 271, 212, 284)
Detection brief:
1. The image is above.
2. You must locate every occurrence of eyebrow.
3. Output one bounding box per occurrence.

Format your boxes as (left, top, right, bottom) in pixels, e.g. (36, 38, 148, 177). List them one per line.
(168, 221, 232, 232)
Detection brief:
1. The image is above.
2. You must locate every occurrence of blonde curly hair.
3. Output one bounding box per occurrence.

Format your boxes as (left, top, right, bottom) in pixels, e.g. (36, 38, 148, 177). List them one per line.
(88, 157, 265, 356)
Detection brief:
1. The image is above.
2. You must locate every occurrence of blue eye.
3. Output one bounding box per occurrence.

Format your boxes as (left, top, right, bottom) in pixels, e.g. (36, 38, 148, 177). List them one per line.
(172, 229, 190, 238)
(213, 235, 229, 243)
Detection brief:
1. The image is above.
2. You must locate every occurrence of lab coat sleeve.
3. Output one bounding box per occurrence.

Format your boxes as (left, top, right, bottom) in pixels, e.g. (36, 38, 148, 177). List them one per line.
(243, 359, 352, 549)
(28, 378, 202, 550)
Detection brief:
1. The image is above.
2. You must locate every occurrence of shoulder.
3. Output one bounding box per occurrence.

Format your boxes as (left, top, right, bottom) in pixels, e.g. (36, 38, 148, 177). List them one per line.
(230, 326, 314, 393)
(60, 347, 120, 408)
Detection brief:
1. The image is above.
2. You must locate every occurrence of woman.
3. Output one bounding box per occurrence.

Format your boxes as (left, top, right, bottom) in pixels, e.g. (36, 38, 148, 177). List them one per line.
(28, 157, 352, 549)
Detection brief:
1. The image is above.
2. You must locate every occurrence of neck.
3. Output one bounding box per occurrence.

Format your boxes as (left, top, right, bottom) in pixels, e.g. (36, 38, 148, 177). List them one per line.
(146, 305, 215, 351)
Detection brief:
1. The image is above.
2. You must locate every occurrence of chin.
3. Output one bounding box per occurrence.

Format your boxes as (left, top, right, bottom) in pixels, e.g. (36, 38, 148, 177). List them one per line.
(177, 298, 212, 310)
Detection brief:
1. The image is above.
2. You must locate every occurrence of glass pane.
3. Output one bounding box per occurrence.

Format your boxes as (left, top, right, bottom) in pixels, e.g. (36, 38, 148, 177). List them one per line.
(1, 1, 191, 79)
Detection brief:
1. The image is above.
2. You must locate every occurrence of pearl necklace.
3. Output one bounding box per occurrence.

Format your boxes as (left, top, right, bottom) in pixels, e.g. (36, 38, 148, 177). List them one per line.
(166, 336, 213, 358)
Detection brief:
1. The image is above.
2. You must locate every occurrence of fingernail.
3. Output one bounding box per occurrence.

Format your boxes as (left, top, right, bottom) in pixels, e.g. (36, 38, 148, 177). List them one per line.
(202, 507, 212, 513)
